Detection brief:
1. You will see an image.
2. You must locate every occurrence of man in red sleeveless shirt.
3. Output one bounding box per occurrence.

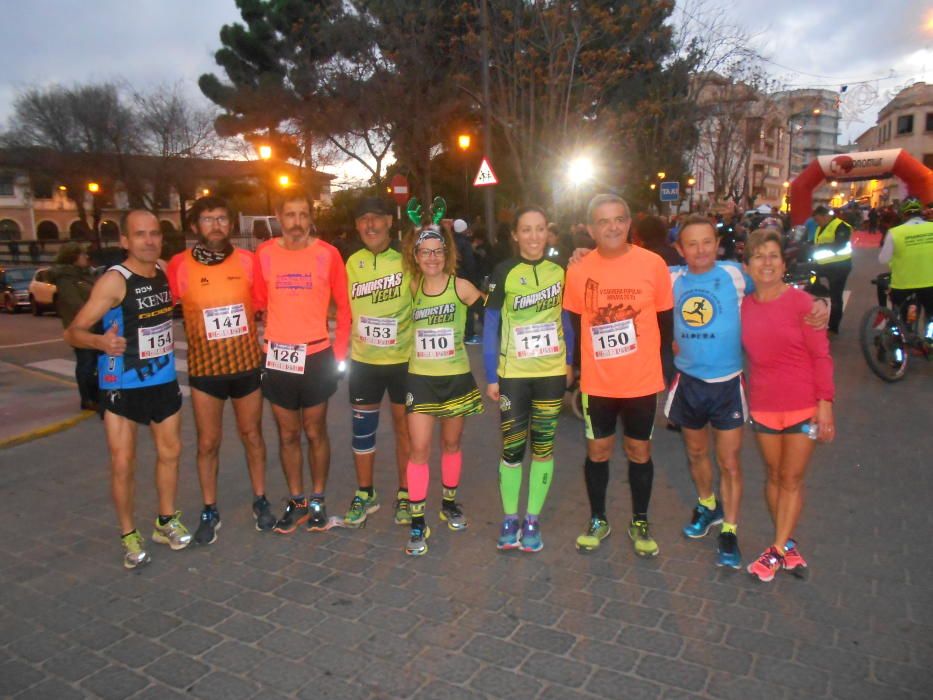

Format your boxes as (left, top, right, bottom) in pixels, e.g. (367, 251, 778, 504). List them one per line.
(167, 196, 274, 545)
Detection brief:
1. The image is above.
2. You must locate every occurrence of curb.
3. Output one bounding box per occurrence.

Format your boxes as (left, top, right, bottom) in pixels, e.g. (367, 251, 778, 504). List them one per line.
(0, 410, 95, 449)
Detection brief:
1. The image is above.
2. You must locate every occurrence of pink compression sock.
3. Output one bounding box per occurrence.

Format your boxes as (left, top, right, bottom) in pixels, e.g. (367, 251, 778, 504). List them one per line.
(441, 451, 462, 489)
(406, 461, 429, 502)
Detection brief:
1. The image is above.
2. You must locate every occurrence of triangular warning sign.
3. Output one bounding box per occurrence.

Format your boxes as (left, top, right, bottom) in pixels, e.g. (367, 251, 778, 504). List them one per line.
(473, 158, 499, 187)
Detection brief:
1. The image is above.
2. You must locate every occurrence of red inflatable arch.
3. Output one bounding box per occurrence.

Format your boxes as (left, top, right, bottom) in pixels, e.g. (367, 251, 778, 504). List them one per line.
(789, 148, 933, 226)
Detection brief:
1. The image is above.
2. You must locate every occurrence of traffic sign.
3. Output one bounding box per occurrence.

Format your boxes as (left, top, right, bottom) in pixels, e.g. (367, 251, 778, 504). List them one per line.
(390, 174, 409, 205)
(659, 181, 680, 202)
(473, 158, 499, 187)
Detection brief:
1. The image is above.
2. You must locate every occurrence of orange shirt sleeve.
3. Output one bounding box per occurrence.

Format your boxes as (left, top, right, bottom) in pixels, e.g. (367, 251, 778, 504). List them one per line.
(329, 245, 351, 361)
(252, 244, 269, 312)
(166, 252, 185, 304)
(563, 262, 583, 314)
(654, 254, 674, 312)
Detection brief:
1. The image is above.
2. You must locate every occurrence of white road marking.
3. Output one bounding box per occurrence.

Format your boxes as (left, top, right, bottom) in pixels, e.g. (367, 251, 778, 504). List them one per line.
(0, 338, 65, 349)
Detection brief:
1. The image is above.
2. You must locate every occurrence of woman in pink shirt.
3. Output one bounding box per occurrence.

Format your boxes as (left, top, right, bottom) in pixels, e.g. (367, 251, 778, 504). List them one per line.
(741, 229, 835, 583)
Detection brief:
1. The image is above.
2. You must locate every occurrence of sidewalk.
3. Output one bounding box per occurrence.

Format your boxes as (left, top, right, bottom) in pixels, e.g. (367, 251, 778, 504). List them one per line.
(0, 360, 94, 448)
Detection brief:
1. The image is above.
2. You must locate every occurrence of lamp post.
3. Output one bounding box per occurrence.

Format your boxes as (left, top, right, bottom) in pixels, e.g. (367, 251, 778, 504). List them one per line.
(687, 176, 696, 213)
(87, 182, 102, 248)
(457, 133, 471, 218)
(258, 145, 273, 214)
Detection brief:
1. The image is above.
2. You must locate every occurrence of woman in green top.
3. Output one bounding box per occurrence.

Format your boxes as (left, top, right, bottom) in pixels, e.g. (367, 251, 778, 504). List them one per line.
(401, 225, 484, 556)
(483, 206, 573, 553)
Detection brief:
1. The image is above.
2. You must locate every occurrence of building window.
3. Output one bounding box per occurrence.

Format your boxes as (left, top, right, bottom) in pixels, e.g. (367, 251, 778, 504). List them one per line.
(897, 115, 914, 135)
(32, 176, 54, 199)
(926, 113, 933, 132)
(0, 175, 14, 197)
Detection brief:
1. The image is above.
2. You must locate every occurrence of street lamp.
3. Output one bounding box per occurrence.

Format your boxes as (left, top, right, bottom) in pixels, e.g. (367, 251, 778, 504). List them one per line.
(457, 133, 472, 217)
(201, 188, 210, 197)
(87, 182, 100, 194)
(687, 176, 696, 213)
(278, 174, 290, 187)
(258, 145, 272, 161)
(87, 182, 102, 247)
(568, 157, 595, 185)
(258, 145, 273, 214)
(657, 171, 666, 180)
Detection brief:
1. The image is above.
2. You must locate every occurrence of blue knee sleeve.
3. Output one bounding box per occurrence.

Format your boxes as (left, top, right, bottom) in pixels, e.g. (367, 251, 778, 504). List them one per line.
(351, 408, 380, 454)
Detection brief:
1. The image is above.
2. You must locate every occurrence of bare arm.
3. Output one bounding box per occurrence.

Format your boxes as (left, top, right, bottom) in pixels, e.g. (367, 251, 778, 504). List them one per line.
(455, 277, 484, 306)
(64, 271, 127, 355)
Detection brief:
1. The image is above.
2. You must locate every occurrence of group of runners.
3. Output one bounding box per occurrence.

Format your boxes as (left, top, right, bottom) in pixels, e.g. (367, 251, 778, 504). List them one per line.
(65, 190, 835, 583)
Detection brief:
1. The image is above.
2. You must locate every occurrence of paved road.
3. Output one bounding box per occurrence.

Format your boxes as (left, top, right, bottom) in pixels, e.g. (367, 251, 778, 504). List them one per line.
(0, 249, 931, 699)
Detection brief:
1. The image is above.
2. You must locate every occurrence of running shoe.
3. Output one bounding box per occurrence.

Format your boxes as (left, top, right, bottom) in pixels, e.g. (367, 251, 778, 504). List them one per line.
(394, 496, 412, 526)
(496, 517, 521, 550)
(716, 531, 742, 569)
(273, 498, 310, 534)
(344, 490, 380, 528)
(628, 519, 659, 558)
(194, 508, 221, 546)
(405, 525, 431, 556)
(252, 495, 276, 531)
(439, 501, 468, 530)
(121, 531, 150, 570)
(520, 518, 543, 553)
(682, 502, 723, 539)
(747, 546, 784, 582)
(575, 517, 611, 552)
(151, 512, 192, 550)
(782, 539, 808, 575)
(307, 498, 328, 532)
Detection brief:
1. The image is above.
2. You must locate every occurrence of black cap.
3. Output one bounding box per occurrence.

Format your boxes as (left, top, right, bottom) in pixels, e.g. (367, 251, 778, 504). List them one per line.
(355, 197, 391, 219)
(812, 205, 830, 216)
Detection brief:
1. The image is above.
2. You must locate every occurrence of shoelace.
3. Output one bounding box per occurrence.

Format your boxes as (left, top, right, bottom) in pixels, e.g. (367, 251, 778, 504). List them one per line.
(586, 518, 605, 535)
(757, 548, 783, 568)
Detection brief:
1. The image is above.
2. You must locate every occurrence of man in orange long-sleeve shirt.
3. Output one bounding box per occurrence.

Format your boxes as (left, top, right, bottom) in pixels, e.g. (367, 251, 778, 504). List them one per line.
(255, 194, 351, 533)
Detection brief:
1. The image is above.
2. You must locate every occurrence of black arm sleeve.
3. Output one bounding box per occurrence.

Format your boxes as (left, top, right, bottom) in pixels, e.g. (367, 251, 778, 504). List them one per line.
(658, 309, 675, 385)
(569, 312, 582, 369)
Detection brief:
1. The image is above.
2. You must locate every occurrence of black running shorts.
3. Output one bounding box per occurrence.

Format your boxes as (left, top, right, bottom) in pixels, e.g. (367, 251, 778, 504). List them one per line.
(189, 369, 262, 401)
(582, 393, 657, 441)
(348, 360, 408, 406)
(101, 380, 182, 425)
(261, 347, 338, 410)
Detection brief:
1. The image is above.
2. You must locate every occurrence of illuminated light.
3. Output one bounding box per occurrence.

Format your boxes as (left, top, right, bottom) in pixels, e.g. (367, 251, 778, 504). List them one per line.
(87, 182, 100, 193)
(201, 188, 210, 196)
(687, 177, 696, 186)
(457, 134, 471, 151)
(813, 108, 821, 115)
(650, 183, 656, 190)
(567, 157, 595, 184)
(830, 180, 838, 187)
(259, 145, 272, 160)
(278, 175, 290, 187)
(657, 171, 666, 179)
(782, 181, 790, 188)
(58, 185, 67, 191)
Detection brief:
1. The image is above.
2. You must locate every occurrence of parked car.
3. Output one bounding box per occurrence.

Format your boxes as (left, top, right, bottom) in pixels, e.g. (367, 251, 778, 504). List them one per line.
(1, 266, 36, 313)
(27, 267, 57, 315)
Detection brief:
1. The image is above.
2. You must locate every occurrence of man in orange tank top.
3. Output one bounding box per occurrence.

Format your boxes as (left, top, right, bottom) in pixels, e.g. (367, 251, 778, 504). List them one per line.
(255, 193, 351, 534)
(167, 196, 274, 546)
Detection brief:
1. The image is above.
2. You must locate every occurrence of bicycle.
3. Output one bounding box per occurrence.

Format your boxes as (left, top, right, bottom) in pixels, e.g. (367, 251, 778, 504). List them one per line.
(859, 273, 930, 382)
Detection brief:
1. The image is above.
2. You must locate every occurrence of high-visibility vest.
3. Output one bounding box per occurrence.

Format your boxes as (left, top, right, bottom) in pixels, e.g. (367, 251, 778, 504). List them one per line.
(888, 220, 933, 289)
(813, 218, 852, 264)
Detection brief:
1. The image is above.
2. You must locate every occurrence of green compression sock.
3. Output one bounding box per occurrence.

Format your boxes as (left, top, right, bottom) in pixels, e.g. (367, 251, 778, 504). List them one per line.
(498, 460, 522, 515)
(527, 458, 554, 516)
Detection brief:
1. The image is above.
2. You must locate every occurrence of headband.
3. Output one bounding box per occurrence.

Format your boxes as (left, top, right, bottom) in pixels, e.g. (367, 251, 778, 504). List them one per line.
(415, 228, 445, 249)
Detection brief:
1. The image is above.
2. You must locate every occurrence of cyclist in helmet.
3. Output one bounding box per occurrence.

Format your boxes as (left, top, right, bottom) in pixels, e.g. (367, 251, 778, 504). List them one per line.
(878, 197, 933, 341)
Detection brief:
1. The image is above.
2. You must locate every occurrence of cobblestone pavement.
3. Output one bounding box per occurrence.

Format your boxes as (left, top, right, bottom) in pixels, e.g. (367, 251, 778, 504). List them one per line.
(1, 251, 931, 699)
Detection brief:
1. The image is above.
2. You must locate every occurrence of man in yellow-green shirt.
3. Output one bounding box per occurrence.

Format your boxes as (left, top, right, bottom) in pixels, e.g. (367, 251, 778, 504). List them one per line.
(343, 198, 414, 527)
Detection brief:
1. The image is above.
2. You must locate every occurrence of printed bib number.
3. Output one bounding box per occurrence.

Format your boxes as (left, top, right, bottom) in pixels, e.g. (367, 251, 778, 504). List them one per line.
(203, 303, 248, 340)
(513, 322, 560, 359)
(138, 320, 174, 359)
(415, 327, 455, 360)
(590, 319, 637, 359)
(265, 342, 307, 374)
(358, 315, 398, 346)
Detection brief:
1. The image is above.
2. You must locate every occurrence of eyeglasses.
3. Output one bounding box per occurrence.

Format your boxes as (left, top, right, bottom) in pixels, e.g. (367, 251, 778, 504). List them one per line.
(199, 215, 229, 226)
(416, 248, 446, 258)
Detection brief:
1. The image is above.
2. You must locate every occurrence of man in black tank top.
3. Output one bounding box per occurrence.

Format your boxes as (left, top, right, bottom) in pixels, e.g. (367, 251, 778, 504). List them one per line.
(66, 210, 191, 570)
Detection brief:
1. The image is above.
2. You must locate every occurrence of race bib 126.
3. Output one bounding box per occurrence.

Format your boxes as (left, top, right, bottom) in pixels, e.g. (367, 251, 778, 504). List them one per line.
(265, 342, 306, 374)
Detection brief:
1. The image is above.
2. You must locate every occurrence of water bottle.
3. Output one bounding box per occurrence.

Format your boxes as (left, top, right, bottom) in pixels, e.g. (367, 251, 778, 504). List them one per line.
(806, 423, 819, 440)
